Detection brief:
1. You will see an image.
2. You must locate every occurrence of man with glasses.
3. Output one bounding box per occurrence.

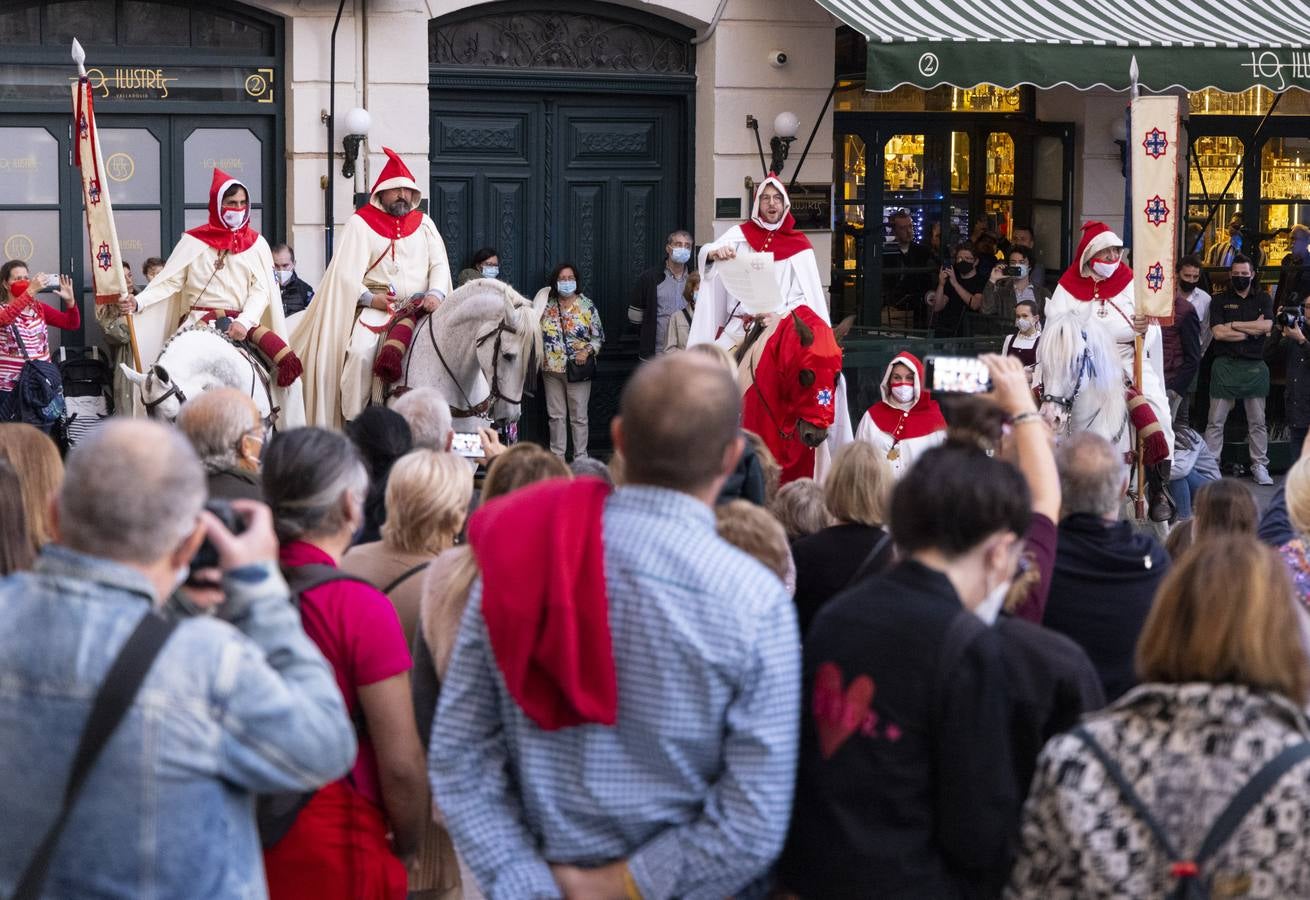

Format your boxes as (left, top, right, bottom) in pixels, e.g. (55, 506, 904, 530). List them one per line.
(175, 387, 268, 501)
(632, 229, 694, 359)
(928, 242, 985, 337)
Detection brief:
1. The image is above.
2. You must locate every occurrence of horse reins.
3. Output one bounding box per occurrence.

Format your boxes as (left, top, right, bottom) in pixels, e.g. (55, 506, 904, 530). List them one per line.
(141, 328, 279, 428)
(412, 311, 525, 419)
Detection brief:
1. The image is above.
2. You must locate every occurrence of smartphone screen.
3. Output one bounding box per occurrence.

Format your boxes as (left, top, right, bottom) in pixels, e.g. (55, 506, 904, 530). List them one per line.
(925, 355, 993, 394)
(450, 432, 483, 458)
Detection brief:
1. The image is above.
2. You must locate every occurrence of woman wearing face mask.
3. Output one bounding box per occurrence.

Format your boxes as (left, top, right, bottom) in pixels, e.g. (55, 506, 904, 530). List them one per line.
(854, 352, 947, 479)
(536, 263, 604, 459)
(665, 271, 700, 353)
(457, 247, 501, 287)
(0, 261, 79, 426)
(928, 242, 986, 338)
(983, 245, 1049, 321)
(777, 438, 1031, 899)
(1002, 300, 1042, 379)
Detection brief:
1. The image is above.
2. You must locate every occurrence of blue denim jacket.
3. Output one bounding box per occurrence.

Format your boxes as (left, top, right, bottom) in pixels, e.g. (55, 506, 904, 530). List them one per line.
(0, 545, 357, 899)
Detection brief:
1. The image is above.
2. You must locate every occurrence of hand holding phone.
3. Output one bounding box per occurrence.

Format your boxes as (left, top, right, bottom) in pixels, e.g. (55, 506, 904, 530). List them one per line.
(450, 432, 483, 458)
(924, 355, 994, 394)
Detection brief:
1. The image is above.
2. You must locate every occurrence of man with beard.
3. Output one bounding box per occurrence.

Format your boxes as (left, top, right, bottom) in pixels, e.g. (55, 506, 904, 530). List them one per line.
(291, 147, 452, 427)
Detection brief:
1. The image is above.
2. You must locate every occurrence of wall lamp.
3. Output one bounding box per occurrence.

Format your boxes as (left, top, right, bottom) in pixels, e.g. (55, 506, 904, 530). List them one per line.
(341, 106, 371, 179)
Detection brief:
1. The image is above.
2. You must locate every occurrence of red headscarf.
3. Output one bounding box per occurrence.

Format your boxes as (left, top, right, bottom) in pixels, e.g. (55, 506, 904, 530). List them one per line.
(866, 351, 946, 439)
(355, 147, 425, 240)
(738, 174, 814, 261)
(468, 476, 617, 731)
(1057, 221, 1134, 301)
(185, 168, 258, 254)
(742, 304, 843, 483)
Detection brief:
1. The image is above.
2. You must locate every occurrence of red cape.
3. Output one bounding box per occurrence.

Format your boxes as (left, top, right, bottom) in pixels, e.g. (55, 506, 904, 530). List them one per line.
(1056, 220, 1133, 301)
(468, 476, 617, 731)
(866, 351, 946, 438)
(185, 168, 259, 254)
(739, 212, 814, 261)
(355, 203, 424, 240)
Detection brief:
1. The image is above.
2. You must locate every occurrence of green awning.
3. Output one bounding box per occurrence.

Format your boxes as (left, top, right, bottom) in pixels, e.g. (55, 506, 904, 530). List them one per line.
(820, 0, 1310, 93)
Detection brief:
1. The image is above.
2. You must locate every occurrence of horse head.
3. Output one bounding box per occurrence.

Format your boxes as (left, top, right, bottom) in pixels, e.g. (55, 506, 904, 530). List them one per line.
(476, 283, 543, 423)
(757, 308, 843, 449)
(121, 362, 184, 421)
(1036, 313, 1126, 440)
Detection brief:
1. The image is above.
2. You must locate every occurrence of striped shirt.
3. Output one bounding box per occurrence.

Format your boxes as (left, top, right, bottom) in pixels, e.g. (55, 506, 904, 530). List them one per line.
(429, 485, 801, 900)
(0, 302, 80, 392)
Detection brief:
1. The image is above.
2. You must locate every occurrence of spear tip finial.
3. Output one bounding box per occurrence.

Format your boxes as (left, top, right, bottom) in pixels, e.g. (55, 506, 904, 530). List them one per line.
(71, 38, 86, 75)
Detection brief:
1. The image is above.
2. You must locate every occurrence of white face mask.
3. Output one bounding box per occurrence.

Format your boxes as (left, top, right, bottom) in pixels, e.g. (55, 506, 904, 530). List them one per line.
(221, 208, 247, 229)
(1090, 259, 1119, 279)
(481, 265, 499, 279)
(890, 383, 916, 404)
(274, 269, 293, 285)
(974, 578, 1011, 625)
(1015, 317, 1035, 333)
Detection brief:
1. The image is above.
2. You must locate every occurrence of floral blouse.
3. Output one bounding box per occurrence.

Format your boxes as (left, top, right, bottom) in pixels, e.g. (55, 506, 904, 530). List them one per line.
(541, 294, 604, 375)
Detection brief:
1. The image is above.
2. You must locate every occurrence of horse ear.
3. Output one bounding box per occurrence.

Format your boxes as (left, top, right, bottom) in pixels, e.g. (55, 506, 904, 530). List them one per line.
(791, 311, 814, 347)
(798, 368, 815, 387)
(501, 290, 520, 333)
(120, 364, 147, 386)
(153, 365, 171, 384)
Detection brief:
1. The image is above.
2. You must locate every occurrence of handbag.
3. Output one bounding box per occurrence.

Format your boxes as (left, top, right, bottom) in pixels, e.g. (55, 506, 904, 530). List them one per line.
(5, 325, 66, 432)
(12, 612, 177, 900)
(556, 300, 597, 383)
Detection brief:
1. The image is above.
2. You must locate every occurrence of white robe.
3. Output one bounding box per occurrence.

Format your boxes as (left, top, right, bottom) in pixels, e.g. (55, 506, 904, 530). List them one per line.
(1046, 281, 1174, 456)
(131, 233, 304, 427)
(855, 413, 947, 480)
(290, 208, 451, 428)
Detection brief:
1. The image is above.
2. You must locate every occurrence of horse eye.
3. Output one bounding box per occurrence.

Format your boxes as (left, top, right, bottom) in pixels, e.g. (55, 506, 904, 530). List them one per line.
(799, 369, 815, 387)
(502, 351, 517, 362)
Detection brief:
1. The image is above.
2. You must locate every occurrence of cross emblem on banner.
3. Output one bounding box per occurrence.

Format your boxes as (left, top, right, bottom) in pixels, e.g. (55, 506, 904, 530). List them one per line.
(1144, 195, 1170, 226)
(78, 113, 88, 138)
(88, 179, 102, 205)
(1142, 128, 1169, 159)
(1146, 262, 1165, 292)
(96, 241, 113, 272)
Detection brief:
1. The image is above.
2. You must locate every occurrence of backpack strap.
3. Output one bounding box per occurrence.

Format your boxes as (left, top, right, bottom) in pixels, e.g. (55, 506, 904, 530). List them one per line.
(280, 564, 376, 609)
(12, 612, 176, 900)
(1194, 739, 1310, 866)
(381, 561, 430, 596)
(931, 607, 987, 715)
(845, 530, 893, 589)
(1070, 725, 1184, 863)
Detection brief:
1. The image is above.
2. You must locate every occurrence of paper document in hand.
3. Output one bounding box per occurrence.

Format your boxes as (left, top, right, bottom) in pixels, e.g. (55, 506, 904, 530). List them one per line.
(718, 252, 784, 316)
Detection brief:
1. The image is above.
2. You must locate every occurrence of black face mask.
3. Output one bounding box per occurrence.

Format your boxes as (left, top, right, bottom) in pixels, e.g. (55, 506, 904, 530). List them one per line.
(1230, 275, 1253, 291)
(1178, 279, 1200, 293)
(954, 261, 975, 279)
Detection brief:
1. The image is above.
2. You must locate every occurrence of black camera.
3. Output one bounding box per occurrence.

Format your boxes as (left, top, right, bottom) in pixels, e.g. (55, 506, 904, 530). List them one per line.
(187, 499, 247, 587)
(1002, 265, 1024, 277)
(1277, 305, 1306, 331)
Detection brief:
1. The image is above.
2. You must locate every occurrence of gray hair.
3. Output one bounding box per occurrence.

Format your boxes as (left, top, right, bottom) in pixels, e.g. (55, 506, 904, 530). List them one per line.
(1057, 431, 1128, 519)
(666, 229, 692, 246)
(175, 388, 259, 471)
(59, 420, 206, 565)
(262, 427, 369, 542)
(569, 455, 614, 487)
(389, 388, 453, 451)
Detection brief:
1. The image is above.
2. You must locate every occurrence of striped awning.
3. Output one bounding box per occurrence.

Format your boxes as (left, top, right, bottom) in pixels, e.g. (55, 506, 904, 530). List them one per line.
(820, 0, 1310, 93)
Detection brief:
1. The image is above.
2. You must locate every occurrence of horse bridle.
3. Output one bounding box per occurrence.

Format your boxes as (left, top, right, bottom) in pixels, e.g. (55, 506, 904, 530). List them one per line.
(1039, 339, 1094, 412)
(140, 334, 280, 430)
(413, 313, 526, 419)
(141, 366, 186, 416)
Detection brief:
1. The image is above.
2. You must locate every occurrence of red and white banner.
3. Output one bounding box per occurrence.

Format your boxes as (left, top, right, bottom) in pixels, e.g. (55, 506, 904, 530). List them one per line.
(1130, 95, 1181, 322)
(73, 75, 127, 308)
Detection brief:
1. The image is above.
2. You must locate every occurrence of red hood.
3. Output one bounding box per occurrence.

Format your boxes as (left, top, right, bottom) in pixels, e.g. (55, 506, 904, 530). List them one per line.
(739, 174, 814, 261)
(467, 476, 617, 731)
(1057, 220, 1133, 301)
(356, 146, 425, 240)
(867, 351, 946, 439)
(185, 168, 258, 254)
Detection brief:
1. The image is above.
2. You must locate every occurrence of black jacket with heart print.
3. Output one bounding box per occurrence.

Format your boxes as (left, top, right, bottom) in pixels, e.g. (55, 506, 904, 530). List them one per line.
(777, 559, 1018, 899)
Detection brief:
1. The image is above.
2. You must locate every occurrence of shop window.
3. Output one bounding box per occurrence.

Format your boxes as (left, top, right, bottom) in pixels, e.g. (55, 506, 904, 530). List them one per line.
(835, 81, 1025, 114)
(120, 1, 189, 46)
(884, 133, 925, 193)
(0, 127, 59, 204)
(97, 129, 161, 205)
(0, 210, 60, 274)
(0, 1, 274, 54)
(192, 10, 269, 53)
(839, 135, 866, 272)
(1260, 137, 1310, 269)
(0, 8, 39, 44)
(81, 209, 160, 289)
(42, 1, 109, 46)
(1189, 87, 1310, 117)
(950, 132, 970, 194)
(184, 128, 263, 205)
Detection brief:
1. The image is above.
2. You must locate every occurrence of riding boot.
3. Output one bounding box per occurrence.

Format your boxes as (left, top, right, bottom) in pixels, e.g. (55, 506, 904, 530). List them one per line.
(1146, 459, 1177, 523)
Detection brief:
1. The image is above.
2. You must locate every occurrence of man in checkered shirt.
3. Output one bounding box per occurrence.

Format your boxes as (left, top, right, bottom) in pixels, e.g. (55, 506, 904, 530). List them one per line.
(428, 353, 801, 899)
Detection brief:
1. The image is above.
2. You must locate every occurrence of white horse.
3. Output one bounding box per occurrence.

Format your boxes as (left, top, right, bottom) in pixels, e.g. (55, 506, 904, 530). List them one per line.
(383, 278, 541, 433)
(1037, 313, 1130, 457)
(121, 325, 276, 427)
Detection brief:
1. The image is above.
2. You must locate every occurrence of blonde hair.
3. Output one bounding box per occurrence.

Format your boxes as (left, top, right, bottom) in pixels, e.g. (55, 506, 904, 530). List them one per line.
(380, 449, 473, 554)
(0, 424, 64, 550)
(824, 441, 892, 527)
(771, 477, 832, 540)
(1137, 536, 1309, 705)
(482, 443, 570, 501)
(683, 271, 701, 304)
(1286, 456, 1310, 535)
(715, 499, 790, 583)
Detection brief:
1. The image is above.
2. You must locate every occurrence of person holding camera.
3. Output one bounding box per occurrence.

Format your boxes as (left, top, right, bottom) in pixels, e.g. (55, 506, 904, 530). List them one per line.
(983, 245, 1049, 322)
(0, 420, 357, 898)
(928, 242, 986, 337)
(1273, 293, 1310, 459)
(1205, 254, 1275, 485)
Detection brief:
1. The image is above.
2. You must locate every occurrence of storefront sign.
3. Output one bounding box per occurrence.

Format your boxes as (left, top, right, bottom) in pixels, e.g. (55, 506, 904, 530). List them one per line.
(715, 197, 742, 219)
(0, 64, 277, 104)
(788, 184, 833, 232)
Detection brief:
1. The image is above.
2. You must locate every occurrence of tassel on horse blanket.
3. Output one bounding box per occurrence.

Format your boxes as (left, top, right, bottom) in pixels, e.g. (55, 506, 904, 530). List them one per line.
(1126, 387, 1169, 466)
(374, 311, 418, 384)
(246, 325, 303, 387)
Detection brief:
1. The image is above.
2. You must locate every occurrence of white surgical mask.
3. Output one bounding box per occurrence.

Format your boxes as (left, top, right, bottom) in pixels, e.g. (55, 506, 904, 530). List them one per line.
(481, 265, 500, 279)
(890, 384, 916, 404)
(670, 247, 691, 265)
(557, 280, 577, 296)
(1090, 259, 1119, 279)
(221, 208, 247, 229)
(274, 269, 293, 286)
(1016, 317, 1035, 333)
(691, 290, 699, 303)
(974, 579, 1012, 625)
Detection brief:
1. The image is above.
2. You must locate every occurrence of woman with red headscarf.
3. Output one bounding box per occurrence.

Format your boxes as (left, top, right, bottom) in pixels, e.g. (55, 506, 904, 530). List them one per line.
(855, 352, 947, 480)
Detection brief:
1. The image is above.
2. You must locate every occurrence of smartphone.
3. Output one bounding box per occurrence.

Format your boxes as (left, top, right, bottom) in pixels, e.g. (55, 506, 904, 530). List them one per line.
(450, 432, 483, 458)
(39, 274, 60, 290)
(924, 355, 993, 394)
(1003, 265, 1024, 277)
